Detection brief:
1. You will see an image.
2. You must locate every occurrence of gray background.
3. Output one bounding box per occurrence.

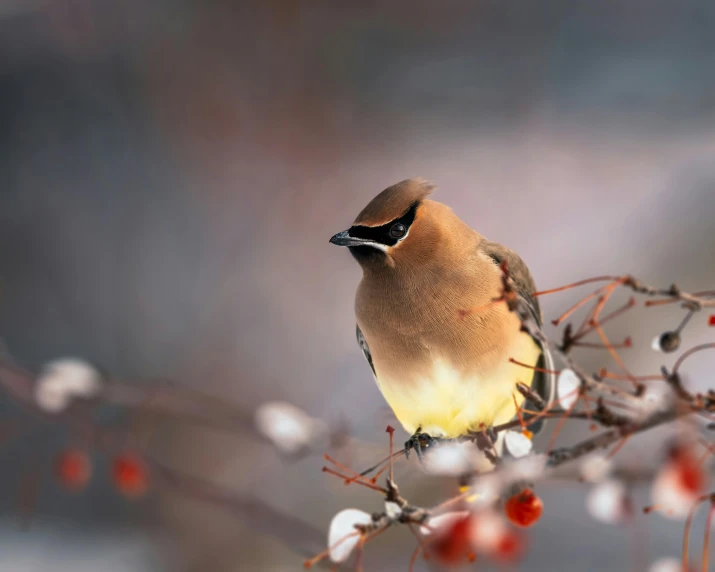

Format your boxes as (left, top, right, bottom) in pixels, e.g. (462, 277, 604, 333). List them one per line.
(1, 1, 714, 570)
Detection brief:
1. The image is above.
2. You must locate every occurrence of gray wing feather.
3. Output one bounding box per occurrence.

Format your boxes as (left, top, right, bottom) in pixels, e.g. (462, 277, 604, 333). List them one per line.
(481, 240, 555, 433)
(356, 324, 376, 379)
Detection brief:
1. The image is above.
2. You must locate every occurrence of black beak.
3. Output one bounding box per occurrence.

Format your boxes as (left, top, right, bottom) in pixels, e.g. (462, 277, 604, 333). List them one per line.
(329, 230, 370, 247)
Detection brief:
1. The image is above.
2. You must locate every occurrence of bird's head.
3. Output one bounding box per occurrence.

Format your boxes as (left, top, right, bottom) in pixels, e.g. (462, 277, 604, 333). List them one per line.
(330, 178, 455, 269)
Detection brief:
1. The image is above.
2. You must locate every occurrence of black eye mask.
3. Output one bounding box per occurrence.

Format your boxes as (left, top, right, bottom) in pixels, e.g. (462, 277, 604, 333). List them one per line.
(348, 202, 419, 247)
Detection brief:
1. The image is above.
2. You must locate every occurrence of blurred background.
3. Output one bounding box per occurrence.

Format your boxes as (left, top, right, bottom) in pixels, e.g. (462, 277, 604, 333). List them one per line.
(1, 1, 715, 570)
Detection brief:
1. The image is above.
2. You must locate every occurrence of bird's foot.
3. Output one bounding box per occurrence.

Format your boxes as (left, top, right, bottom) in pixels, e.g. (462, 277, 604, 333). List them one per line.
(404, 430, 440, 460)
(482, 427, 499, 448)
(467, 426, 498, 450)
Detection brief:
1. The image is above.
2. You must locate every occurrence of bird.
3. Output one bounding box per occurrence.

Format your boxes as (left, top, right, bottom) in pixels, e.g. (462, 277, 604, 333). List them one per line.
(329, 178, 554, 456)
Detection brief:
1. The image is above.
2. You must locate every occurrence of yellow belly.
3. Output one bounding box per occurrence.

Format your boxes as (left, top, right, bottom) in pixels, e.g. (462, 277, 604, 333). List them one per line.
(375, 332, 541, 437)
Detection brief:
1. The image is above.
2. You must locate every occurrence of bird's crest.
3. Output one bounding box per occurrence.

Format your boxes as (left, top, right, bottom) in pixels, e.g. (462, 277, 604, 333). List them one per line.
(354, 178, 435, 227)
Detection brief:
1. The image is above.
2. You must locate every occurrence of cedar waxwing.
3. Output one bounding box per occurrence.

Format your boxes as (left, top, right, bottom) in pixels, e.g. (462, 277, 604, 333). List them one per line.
(330, 178, 554, 455)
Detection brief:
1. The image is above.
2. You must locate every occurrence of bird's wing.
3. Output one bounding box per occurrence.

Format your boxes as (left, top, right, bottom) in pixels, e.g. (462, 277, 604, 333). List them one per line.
(480, 241, 555, 433)
(480, 241, 542, 323)
(356, 324, 376, 378)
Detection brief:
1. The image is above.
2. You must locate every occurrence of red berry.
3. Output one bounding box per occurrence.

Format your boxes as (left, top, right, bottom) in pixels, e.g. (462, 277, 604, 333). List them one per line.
(493, 529, 525, 563)
(112, 454, 149, 498)
(505, 488, 543, 527)
(709, 315, 715, 327)
(429, 515, 474, 564)
(55, 449, 92, 491)
(671, 447, 705, 494)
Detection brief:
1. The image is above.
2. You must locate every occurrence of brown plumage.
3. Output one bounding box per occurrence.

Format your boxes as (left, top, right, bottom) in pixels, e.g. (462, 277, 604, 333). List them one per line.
(331, 179, 553, 440)
(353, 178, 435, 227)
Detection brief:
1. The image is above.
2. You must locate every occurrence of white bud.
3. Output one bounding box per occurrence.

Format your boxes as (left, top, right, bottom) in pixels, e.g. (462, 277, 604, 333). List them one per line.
(557, 368, 580, 409)
(384, 501, 401, 520)
(34, 378, 71, 413)
(41, 358, 101, 396)
(586, 479, 628, 524)
(327, 509, 372, 563)
(504, 430, 533, 458)
(648, 558, 681, 572)
(35, 358, 101, 413)
(254, 401, 316, 454)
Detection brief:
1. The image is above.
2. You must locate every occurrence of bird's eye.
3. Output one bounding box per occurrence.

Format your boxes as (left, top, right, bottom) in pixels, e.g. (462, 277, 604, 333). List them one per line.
(389, 223, 407, 238)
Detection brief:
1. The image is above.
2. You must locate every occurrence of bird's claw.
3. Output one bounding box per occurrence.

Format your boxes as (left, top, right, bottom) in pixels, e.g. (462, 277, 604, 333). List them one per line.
(404, 431, 440, 460)
(471, 426, 498, 451)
